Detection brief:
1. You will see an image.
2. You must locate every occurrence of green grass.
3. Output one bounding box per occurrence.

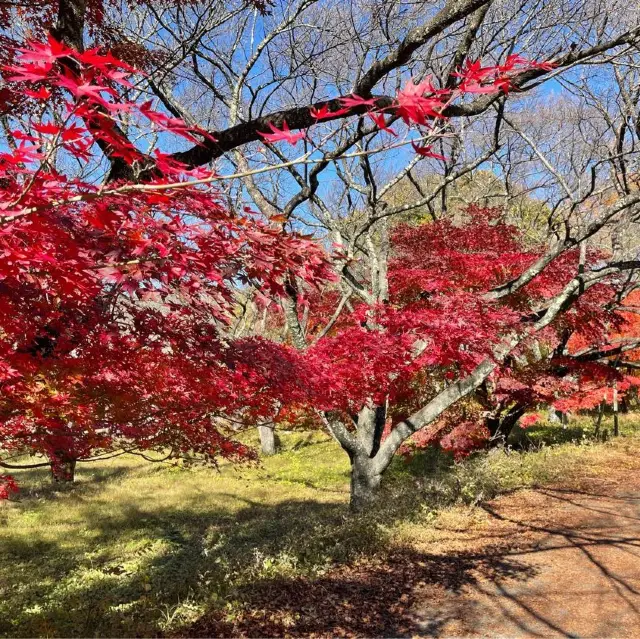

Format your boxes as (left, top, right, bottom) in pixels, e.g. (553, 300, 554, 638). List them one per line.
(1, 423, 640, 637)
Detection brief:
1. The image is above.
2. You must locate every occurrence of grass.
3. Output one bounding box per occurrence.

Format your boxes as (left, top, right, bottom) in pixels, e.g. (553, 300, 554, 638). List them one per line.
(1, 419, 640, 637)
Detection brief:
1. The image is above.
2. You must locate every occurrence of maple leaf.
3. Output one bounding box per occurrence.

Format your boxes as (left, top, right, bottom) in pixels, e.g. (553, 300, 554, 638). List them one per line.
(502, 54, 557, 72)
(24, 86, 52, 100)
(1, 141, 43, 164)
(103, 70, 135, 88)
(3, 63, 53, 82)
(56, 76, 118, 106)
(258, 121, 306, 145)
(368, 112, 397, 136)
(61, 124, 87, 143)
(309, 104, 350, 120)
(140, 101, 216, 143)
(10, 130, 38, 143)
(395, 77, 449, 125)
(15, 35, 73, 65)
(528, 60, 557, 71)
(452, 59, 497, 83)
(76, 48, 138, 74)
(33, 122, 60, 136)
(411, 142, 446, 161)
(339, 94, 377, 108)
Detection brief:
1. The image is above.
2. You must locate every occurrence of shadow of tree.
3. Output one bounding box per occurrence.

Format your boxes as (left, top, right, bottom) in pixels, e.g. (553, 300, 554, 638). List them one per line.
(4, 448, 640, 637)
(0, 482, 537, 638)
(6, 460, 140, 502)
(179, 487, 640, 637)
(183, 545, 537, 637)
(449, 490, 640, 638)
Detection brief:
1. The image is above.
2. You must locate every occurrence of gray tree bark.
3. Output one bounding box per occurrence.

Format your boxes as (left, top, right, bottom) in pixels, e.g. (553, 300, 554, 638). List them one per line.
(258, 425, 277, 455)
(349, 454, 382, 512)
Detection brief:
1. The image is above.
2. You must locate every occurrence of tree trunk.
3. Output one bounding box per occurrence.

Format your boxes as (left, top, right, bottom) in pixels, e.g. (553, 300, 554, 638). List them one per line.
(258, 425, 277, 455)
(52, 0, 87, 51)
(51, 458, 76, 483)
(613, 383, 619, 436)
(594, 400, 605, 438)
(349, 455, 382, 512)
(487, 406, 525, 447)
(620, 396, 629, 414)
(282, 280, 307, 350)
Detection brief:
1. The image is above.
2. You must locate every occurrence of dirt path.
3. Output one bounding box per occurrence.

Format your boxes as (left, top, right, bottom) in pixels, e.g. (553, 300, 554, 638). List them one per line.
(416, 486, 640, 637)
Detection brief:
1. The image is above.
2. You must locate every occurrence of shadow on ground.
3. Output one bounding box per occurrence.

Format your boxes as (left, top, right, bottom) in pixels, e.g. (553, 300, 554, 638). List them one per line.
(0, 471, 536, 638)
(411, 486, 640, 638)
(185, 544, 538, 637)
(3, 437, 640, 637)
(184, 487, 640, 637)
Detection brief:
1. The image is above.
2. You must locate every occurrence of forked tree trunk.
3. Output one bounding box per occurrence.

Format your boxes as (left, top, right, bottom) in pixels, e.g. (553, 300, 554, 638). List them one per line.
(487, 405, 525, 447)
(51, 458, 76, 483)
(349, 455, 382, 512)
(258, 425, 277, 455)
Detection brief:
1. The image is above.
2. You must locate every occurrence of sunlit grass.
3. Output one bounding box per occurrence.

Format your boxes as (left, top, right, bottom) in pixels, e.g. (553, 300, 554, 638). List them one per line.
(0, 432, 352, 637)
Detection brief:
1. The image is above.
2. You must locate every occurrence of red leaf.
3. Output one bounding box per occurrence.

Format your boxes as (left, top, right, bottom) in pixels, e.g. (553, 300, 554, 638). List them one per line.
(258, 121, 306, 145)
(339, 94, 376, 108)
(33, 122, 61, 136)
(368, 112, 397, 136)
(309, 104, 350, 120)
(411, 142, 446, 161)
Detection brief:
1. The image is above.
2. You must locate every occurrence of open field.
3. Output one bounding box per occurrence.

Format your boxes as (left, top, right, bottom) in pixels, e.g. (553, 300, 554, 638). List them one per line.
(2, 419, 640, 637)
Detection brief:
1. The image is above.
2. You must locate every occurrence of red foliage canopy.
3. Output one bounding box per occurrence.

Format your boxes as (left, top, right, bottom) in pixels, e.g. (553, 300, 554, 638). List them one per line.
(275, 206, 633, 458)
(0, 4, 565, 493)
(0, 38, 333, 489)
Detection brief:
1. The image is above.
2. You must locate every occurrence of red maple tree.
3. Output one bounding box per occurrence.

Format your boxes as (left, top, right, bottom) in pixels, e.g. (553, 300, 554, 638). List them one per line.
(262, 206, 640, 506)
(0, 37, 333, 486)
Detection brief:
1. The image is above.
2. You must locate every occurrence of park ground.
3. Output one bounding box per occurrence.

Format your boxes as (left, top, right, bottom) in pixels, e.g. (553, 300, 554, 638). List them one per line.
(1, 419, 640, 637)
